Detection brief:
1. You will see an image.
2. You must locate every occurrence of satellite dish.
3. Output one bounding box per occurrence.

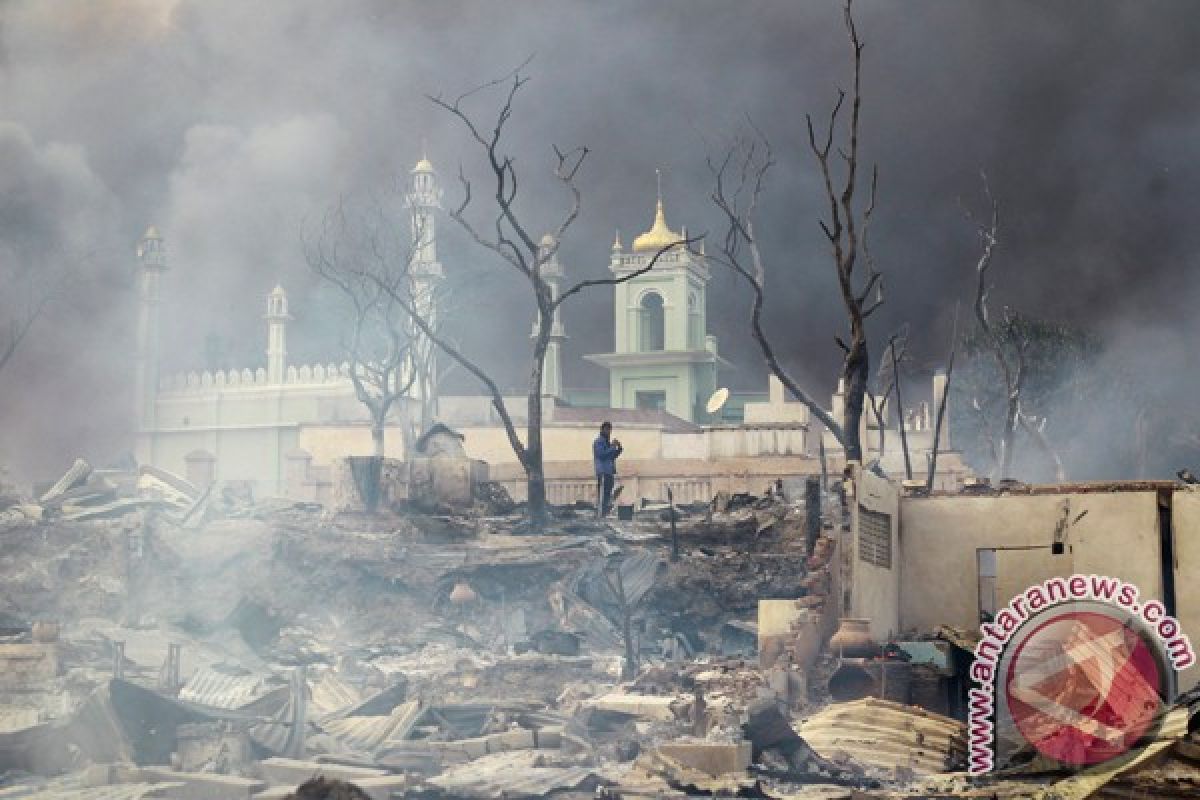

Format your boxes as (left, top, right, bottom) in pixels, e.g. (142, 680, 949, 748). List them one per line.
(706, 387, 731, 415)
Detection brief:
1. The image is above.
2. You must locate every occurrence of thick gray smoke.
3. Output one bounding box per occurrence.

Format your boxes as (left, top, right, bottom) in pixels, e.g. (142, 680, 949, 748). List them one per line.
(1, 0, 1198, 479)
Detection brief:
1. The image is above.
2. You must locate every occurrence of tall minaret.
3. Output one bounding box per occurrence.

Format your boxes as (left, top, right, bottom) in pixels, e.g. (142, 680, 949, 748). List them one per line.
(405, 155, 444, 429)
(134, 226, 167, 438)
(533, 233, 566, 400)
(265, 285, 290, 384)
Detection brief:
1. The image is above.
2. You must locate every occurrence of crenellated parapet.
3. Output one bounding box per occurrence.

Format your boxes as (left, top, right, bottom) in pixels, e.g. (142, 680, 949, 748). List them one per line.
(159, 362, 353, 394)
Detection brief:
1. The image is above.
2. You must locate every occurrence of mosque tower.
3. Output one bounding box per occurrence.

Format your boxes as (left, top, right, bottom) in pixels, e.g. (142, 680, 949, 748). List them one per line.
(585, 171, 719, 422)
(134, 226, 167, 446)
(405, 155, 444, 429)
(265, 285, 290, 384)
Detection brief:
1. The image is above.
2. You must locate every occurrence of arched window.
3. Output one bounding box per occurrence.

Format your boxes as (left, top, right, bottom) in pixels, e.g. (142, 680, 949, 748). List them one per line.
(640, 292, 665, 351)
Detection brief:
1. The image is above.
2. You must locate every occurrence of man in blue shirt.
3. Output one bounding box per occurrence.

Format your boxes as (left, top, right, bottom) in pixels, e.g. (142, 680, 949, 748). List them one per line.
(593, 421, 623, 518)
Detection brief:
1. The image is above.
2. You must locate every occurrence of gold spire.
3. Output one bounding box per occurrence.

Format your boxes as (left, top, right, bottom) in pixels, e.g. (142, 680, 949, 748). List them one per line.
(412, 144, 434, 172)
(632, 169, 682, 253)
(612, 229, 623, 250)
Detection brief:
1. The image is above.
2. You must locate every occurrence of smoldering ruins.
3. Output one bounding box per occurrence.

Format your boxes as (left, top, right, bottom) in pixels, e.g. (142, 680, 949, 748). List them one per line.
(4, 1, 1200, 799)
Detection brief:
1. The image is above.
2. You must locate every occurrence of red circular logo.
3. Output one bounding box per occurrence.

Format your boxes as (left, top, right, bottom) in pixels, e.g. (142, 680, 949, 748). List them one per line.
(1004, 610, 1165, 766)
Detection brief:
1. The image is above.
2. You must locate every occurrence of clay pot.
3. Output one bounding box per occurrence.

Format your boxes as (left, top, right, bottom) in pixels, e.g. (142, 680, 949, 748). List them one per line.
(31, 621, 59, 643)
(449, 581, 478, 605)
(829, 617, 877, 657)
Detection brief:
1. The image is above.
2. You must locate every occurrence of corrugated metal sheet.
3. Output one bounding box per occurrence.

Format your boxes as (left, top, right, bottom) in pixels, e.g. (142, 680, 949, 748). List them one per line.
(616, 550, 663, 606)
(798, 697, 965, 774)
(309, 671, 363, 719)
(178, 667, 278, 710)
(427, 751, 603, 798)
(249, 669, 307, 759)
(0, 782, 184, 800)
(320, 700, 421, 754)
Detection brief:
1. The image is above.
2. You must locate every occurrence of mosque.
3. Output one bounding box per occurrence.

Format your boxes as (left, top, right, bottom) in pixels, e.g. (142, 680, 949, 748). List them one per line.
(132, 158, 963, 502)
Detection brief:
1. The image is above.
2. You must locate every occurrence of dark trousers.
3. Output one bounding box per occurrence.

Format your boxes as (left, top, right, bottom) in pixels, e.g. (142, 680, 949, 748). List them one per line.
(597, 473, 615, 517)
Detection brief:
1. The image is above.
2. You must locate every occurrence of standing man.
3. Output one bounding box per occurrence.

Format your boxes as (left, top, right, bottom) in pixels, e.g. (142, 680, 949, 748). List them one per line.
(594, 421, 623, 518)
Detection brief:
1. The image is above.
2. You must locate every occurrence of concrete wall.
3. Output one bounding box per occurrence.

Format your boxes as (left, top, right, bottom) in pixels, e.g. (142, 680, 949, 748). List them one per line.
(1173, 489, 1200, 689)
(488, 455, 823, 505)
(457, 423, 664, 466)
(299, 425, 408, 464)
(898, 490, 1162, 634)
(849, 466, 901, 643)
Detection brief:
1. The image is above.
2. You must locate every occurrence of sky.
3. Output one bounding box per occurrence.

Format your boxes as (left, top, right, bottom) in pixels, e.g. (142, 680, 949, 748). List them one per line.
(1, 0, 1199, 480)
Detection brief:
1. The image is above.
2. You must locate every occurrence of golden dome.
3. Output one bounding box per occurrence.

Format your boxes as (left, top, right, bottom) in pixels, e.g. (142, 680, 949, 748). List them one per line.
(412, 157, 434, 173)
(632, 198, 682, 253)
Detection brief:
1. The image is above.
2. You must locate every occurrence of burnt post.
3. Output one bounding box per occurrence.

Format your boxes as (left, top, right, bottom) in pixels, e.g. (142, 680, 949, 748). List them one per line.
(667, 486, 679, 562)
(805, 476, 821, 555)
(604, 564, 638, 680)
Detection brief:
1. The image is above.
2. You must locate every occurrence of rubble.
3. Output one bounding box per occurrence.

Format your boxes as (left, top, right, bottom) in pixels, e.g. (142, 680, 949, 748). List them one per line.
(6, 460, 1193, 800)
(796, 697, 966, 776)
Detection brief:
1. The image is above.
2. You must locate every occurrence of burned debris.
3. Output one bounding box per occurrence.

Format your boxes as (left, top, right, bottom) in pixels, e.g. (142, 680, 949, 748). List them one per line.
(2, 454, 1199, 800)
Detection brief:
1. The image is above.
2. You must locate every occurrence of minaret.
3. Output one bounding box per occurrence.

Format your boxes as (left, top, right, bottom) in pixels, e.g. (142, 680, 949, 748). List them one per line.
(533, 234, 566, 399)
(407, 155, 443, 275)
(134, 226, 167, 436)
(405, 155, 444, 429)
(265, 285, 290, 384)
(585, 173, 720, 421)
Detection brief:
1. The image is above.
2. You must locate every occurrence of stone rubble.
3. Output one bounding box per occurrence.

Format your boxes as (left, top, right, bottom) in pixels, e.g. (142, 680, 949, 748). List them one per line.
(0, 465, 1196, 799)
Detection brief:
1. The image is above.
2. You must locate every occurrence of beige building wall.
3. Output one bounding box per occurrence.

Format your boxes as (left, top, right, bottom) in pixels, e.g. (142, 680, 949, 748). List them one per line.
(898, 490, 1162, 634)
(142, 379, 363, 495)
(848, 466, 901, 643)
(456, 424, 665, 465)
(1172, 490, 1200, 689)
(299, 425, 408, 464)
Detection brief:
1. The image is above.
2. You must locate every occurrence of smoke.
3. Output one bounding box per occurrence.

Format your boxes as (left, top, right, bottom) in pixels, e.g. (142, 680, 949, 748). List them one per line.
(1, 0, 1199, 479)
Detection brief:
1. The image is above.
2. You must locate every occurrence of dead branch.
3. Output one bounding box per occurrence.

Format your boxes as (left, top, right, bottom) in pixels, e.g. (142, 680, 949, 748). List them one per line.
(710, 0, 878, 462)
(966, 171, 1026, 480)
(1019, 412, 1067, 482)
(926, 303, 959, 491)
(704, 128, 849, 444)
(303, 192, 427, 461)
(428, 61, 691, 522)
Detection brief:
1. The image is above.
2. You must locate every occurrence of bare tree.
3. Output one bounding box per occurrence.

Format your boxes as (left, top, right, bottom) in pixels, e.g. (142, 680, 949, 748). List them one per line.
(866, 330, 911, 475)
(706, 0, 881, 462)
(0, 257, 59, 378)
(966, 175, 1066, 482)
(304, 196, 420, 474)
(373, 64, 696, 525)
(926, 304, 959, 491)
(966, 175, 1019, 480)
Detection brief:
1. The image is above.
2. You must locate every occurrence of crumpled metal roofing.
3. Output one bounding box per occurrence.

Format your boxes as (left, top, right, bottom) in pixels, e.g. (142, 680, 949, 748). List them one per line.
(308, 671, 363, 719)
(569, 548, 663, 625)
(427, 751, 604, 798)
(178, 666, 278, 710)
(0, 782, 184, 800)
(797, 696, 965, 774)
(320, 700, 421, 754)
(249, 669, 307, 759)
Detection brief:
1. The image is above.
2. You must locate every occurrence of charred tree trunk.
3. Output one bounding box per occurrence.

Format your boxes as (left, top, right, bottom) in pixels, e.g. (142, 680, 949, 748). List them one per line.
(890, 340, 912, 479)
(423, 65, 694, 529)
(371, 419, 386, 459)
(842, 345, 868, 462)
(706, 1, 878, 460)
(525, 308, 553, 526)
